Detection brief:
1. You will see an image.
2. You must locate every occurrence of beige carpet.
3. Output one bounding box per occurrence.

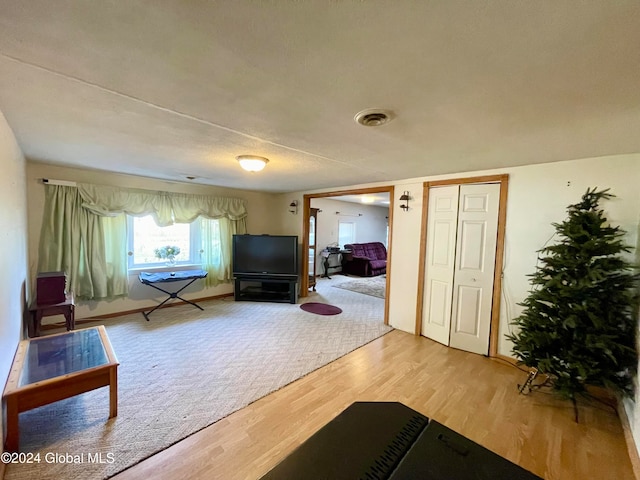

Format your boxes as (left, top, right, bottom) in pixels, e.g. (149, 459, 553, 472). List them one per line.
(5, 280, 391, 480)
(332, 275, 387, 299)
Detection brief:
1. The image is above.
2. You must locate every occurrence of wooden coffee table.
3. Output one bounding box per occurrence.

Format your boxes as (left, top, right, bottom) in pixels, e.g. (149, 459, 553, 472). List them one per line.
(2, 326, 119, 452)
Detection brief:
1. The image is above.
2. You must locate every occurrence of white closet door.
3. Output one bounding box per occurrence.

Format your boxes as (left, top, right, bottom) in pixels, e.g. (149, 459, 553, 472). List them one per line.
(449, 183, 500, 355)
(421, 185, 460, 345)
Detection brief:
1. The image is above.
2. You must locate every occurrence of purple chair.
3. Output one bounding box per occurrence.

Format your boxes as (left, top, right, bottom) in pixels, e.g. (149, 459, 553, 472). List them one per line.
(342, 242, 387, 277)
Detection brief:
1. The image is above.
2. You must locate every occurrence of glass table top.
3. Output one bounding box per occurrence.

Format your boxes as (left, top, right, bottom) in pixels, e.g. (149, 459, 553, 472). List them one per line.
(19, 328, 108, 387)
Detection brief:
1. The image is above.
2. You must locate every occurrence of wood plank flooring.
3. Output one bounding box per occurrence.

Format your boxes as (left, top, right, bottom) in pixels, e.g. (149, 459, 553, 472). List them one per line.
(112, 330, 634, 480)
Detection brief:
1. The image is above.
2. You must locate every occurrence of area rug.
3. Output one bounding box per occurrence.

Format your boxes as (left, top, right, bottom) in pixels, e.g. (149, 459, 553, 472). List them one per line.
(300, 302, 342, 315)
(5, 293, 392, 480)
(333, 275, 386, 299)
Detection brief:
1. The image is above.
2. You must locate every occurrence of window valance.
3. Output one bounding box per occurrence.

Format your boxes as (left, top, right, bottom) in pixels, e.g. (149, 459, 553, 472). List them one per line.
(77, 183, 248, 226)
(39, 182, 248, 300)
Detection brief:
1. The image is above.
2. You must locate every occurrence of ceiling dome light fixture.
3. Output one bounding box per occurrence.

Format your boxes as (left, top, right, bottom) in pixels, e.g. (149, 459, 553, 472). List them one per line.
(237, 155, 269, 172)
(354, 108, 394, 127)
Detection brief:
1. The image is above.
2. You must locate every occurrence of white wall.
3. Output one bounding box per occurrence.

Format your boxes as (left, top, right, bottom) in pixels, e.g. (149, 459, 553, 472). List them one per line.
(280, 155, 640, 346)
(0, 111, 28, 458)
(282, 154, 640, 455)
(624, 204, 640, 461)
(26, 162, 280, 318)
(386, 181, 424, 332)
(497, 157, 639, 355)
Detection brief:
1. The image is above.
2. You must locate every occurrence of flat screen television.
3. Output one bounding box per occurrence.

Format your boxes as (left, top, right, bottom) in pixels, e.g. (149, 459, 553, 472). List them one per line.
(232, 234, 299, 277)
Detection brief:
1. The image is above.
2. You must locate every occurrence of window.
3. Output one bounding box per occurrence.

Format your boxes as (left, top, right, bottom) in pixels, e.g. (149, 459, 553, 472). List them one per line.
(338, 221, 356, 248)
(127, 215, 216, 269)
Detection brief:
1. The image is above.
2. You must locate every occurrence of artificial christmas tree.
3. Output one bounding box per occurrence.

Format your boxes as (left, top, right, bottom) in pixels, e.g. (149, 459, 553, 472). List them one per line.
(507, 188, 638, 415)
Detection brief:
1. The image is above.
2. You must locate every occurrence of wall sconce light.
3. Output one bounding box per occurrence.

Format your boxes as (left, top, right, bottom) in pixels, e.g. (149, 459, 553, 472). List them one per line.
(289, 200, 298, 214)
(399, 191, 410, 212)
(237, 155, 269, 172)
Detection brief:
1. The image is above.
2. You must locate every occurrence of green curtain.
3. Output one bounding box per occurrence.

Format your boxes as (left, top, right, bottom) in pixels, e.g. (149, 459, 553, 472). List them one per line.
(78, 183, 174, 225)
(102, 214, 129, 297)
(77, 184, 247, 224)
(169, 192, 248, 222)
(38, 186, 128, 299)
(201, 217, 247, 287)
(39, 182, 248, 298)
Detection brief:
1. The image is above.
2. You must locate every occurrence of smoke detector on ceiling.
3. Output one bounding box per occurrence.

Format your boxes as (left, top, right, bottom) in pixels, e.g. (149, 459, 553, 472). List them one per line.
(354, 108, 394, 127)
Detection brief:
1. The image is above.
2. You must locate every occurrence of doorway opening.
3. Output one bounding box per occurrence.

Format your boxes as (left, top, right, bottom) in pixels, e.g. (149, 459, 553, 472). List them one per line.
(300, 186, 395, 326)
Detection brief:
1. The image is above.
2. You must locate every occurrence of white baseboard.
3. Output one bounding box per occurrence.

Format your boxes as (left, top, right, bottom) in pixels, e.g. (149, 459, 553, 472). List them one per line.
(618, 397, 640, 480)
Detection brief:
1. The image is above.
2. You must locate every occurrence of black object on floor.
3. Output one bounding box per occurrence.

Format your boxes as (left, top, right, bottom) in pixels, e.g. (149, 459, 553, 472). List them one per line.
(299, 302, 343, 316)
(260, 402, 543, 480)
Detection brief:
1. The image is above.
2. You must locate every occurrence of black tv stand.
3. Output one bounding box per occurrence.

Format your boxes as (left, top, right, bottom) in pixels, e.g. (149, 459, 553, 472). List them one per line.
(234, 275, 298, 304)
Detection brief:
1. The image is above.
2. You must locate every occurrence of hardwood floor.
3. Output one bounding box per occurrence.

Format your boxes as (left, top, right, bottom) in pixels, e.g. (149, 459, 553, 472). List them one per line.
(112, 330, 634, 480)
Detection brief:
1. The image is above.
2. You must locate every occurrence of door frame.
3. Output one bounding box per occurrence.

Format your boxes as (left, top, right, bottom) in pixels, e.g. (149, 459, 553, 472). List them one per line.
(300, 185, 395, 326)
(308, 207, 320, 290)
(415, 174, 509, 357)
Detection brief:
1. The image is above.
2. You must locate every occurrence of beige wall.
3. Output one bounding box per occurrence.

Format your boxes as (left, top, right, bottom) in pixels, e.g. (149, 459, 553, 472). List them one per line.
(22, 154, 640, 458)
(0, 111, 28, 458)
(26, 162, 280, 318)
(274, 193, 304, 235)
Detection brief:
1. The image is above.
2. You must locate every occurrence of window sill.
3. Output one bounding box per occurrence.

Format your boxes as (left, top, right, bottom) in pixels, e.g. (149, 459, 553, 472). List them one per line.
(128, 264, 203, 276)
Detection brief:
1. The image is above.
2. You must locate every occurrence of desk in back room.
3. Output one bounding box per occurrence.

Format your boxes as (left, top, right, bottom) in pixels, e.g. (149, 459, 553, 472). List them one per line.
(320, 249, 350, 279)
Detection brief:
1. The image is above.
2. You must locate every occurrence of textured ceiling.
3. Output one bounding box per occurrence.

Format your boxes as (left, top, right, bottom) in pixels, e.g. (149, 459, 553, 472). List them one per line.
(1, 1, 639, 193)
